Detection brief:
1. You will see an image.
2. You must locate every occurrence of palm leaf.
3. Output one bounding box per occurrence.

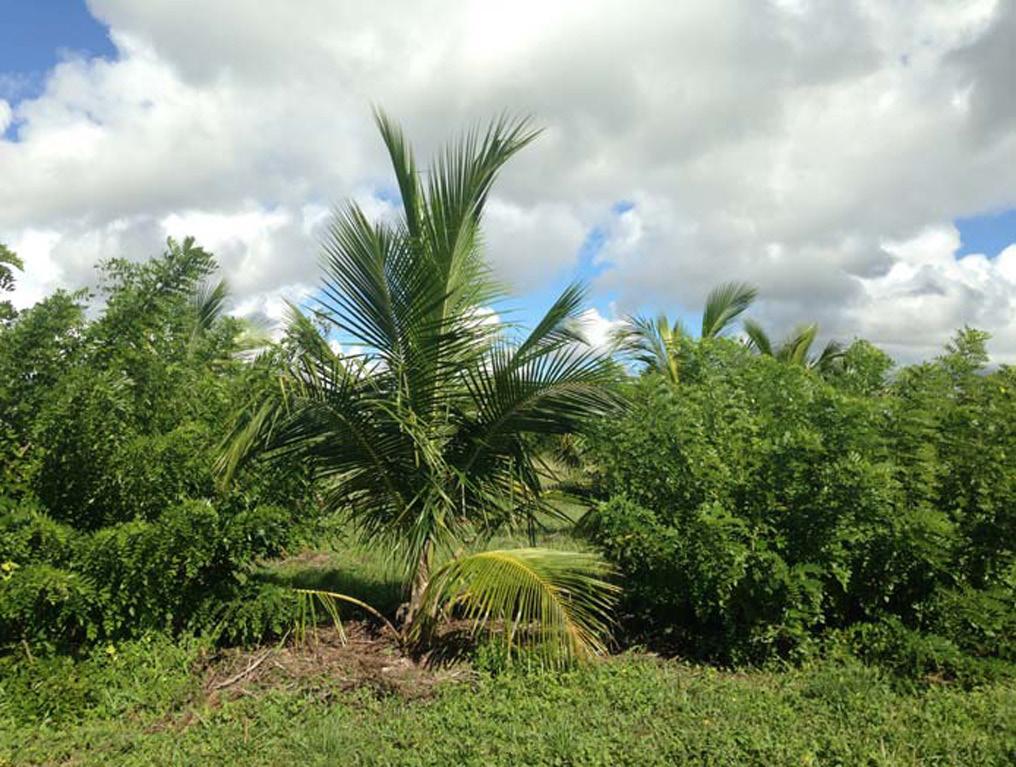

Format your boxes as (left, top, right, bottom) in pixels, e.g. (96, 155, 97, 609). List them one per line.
(778, 323, 819, 365)
(701, 281, 757, 338)
(614, 312, 684, 382)
(454, 286, 621, 534)
(190, 278, 229, 334)
(374, 108, 423, 239)
(810, 339, 845, 373)
(742, 318, 773, 356)
(416, 548, 619, 666)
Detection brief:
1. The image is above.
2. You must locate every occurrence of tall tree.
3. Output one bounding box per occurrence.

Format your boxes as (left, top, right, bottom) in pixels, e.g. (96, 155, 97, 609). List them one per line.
(0, 243, 23, 325)
(221, 112, 620, 663)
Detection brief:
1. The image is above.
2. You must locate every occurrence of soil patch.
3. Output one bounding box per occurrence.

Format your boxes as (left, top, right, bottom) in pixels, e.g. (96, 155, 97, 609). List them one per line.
(199, 623, 470, 707)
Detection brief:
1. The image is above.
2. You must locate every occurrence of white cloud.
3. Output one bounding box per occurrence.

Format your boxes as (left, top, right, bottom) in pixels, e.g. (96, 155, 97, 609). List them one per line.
(484, 199, 586, 292)
(0, 0, 1013, 361)
(573, 307, 623, 353)
(849, 225, 1016, 363)
(7, 229, 64, 308)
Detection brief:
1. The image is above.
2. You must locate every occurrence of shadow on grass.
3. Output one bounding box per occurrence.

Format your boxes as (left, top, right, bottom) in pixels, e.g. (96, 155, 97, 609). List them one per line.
(254, 503, 591, 629)
(258, 551, 405, 619)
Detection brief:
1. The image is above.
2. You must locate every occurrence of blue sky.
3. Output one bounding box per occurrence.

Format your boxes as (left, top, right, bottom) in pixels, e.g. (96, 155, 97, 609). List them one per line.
(1, 1, 1014, 359)
(0, 2, 115, 101)
(956, 209, 1016, 259)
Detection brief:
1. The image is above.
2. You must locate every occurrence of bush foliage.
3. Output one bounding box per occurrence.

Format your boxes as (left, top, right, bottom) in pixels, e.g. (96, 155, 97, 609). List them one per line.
(0, 240, 315, 649)
(1, 230, 1014, 685)
(586, 333, 1015, 674)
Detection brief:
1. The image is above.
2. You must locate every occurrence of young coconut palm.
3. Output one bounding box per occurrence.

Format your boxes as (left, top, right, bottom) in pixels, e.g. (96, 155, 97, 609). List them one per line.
(742, 319, 844, 373)
(219, 112, 621, 665)
(615, 281, 757, 383)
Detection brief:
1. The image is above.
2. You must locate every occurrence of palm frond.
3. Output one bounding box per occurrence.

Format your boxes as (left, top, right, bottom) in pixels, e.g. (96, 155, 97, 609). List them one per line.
(778, 323, 818, 365)
(316, 204, 415, 357)
(742, 318, 773, 356)
(294, 588, 398, 644)
(216, 327, 408, 517)
(374, 108, 423, 239)
(517, 282, 588, 358)
(810, 339, 845, 373)
(614, 312, 684, 382)
(423, 114, 539, 297)
(190, 278, 229, 334)
(456, 286, 621, 530)
(701, 281, 758, 338)
(416, 548, 619, 666)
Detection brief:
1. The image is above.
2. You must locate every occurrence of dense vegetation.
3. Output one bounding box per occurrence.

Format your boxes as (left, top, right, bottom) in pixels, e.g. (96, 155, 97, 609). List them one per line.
(586, 333, 1015, 681)
(1, 115, 1013, 762)
(0, 238, 316, 649)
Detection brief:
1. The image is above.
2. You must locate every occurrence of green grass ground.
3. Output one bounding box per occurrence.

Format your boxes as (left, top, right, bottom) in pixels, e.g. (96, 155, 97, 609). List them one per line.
(3, 516, 1014, 766)
(3, 645, 1014, 766)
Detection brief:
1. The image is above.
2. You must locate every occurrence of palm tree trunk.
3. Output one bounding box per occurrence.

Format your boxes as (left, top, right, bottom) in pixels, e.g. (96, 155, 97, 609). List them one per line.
(403, 538, 433, 627)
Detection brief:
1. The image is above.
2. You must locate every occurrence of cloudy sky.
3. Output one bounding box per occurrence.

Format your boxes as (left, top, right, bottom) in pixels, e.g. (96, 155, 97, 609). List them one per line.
(1, 0, 1014, 362)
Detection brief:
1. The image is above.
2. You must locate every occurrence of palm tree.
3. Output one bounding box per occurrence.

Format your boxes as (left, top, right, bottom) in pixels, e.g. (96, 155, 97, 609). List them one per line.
(742, 319, 844, 372)
(700, 281, 759, 339)
(219, 112, 620, 665)
(188, 277, 272, 356)
(615, 281, 757, 382)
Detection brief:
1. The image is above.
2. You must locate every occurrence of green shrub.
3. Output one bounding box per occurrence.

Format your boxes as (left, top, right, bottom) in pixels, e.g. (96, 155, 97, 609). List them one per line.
(0, 499, 304, 647)
(832, 617, 1016, 688)
(586, 334, 1016, 669)
(211, 581, 304, 645)
(923, 585, 1016, 662)
(77, 501, 223, 636)
(222, 505, 296, 563)
(0, 501, 80, 566)
(0, 633, 202, 725)
(0, 242, 318, 651)
(32, 368, 138, 530)
(0, 564, 96, 647)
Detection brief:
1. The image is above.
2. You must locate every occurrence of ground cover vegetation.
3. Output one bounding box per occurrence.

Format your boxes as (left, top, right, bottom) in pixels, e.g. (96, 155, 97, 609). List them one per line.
(0, 114, 1013, 763)
(3, 637, 1013, 766)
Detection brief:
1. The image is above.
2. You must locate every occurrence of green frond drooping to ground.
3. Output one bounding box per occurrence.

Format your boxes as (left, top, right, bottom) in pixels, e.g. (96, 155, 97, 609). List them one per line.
(417, 548, 619, 666)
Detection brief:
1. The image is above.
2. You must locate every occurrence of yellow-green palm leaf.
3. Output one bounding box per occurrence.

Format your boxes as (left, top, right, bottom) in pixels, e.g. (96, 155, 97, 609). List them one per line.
(418, 548, 619, 667)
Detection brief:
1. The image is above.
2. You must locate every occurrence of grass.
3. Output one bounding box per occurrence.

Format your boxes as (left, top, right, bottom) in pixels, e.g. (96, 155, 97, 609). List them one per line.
(2, 639, 1013, 766)
(3, 512, 1013, 766)
(262, 499, 592, 618)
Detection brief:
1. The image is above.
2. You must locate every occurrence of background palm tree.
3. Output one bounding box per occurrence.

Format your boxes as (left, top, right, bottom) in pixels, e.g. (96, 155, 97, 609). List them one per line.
(220, 112, 620, 664)
(188, 276, 273, 358)
(742, 319, 844, 372)
(700, 281, 758, 339)
(615, 281, 757, 382)
(190, 278, 230, 335)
